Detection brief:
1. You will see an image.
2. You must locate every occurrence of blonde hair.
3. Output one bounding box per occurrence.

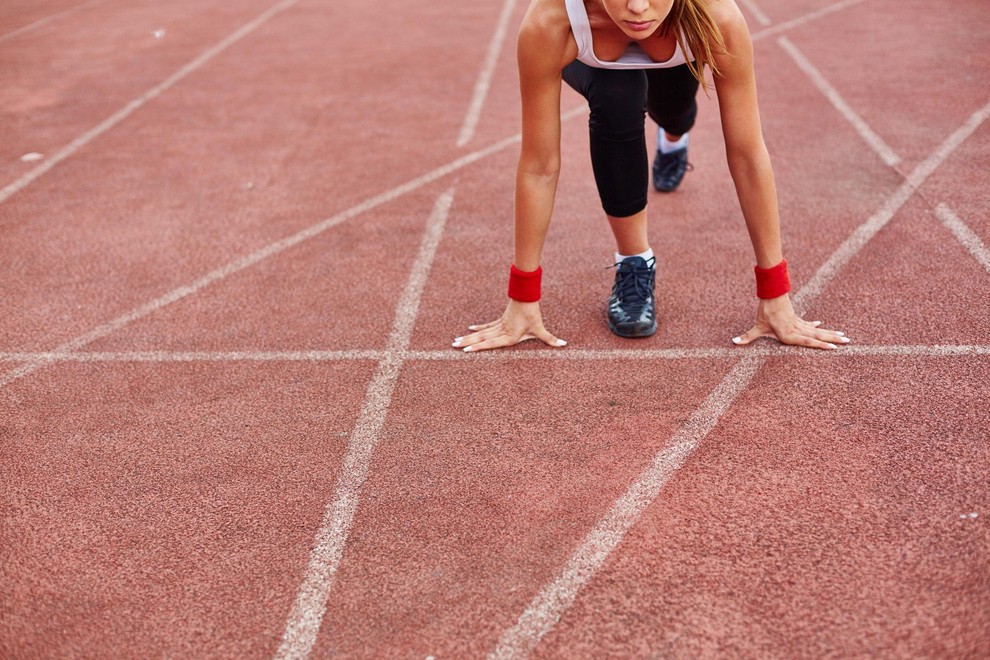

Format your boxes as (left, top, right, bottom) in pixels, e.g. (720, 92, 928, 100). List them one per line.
(661, 0, 726, 89)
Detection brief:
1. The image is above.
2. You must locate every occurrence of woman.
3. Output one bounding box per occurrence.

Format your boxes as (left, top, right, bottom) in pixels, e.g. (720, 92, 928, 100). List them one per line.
(452, 0, 847, 351)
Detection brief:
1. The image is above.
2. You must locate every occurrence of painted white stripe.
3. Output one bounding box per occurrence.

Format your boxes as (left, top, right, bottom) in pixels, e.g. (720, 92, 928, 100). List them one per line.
(490, 356, 764, 659)
(777, 37, 901, 168)
(490, 101, 990, 657)
(274, 189, 455, 659)
(793, 98, 990, 312)
(0, 350, 385, 363)
(0, 0, 302, 205)
(750, 0, 867, 43)
(0, 106, 586, 391)
(413, 347, 745, 361)
(736, 0, 772, 27)
(833, 344, 990, 358)
(409, 344, 990, 361)
(4, 344, 990, 364)
(0, 0, 109, 44)
(936, 204, 990, 275)
(457, 0, 519, 147)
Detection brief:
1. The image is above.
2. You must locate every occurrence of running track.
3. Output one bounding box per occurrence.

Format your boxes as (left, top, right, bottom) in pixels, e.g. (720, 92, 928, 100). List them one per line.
(2, 0, 989, 657)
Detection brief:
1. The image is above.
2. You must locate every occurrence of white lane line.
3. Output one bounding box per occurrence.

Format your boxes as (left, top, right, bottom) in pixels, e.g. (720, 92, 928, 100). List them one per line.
(489, 103, 990, 657)
(0, 0, 109, 44)
(736, 0, 772, 27)
(413, 347, 743, 361)
(0, 0, 301, 205)
(0, 350, 386, 363)
(408, 344, 990, 361)
(936, 204, 990, 275)
(4, 344, 990, 364)
(750, 0, 867, 43)
(457, 0, 519, 147)
(777, 36, 901, 168)
(490, 356, 764, 660)
(0, 106, 587, 391)
(274, 189, 455, 660)
(793, 98, 990, 312)
(833, 344, 990, 357)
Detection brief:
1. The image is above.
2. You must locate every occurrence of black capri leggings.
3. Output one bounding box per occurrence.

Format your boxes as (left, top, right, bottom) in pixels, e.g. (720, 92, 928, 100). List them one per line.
(562, 60, 699, 218)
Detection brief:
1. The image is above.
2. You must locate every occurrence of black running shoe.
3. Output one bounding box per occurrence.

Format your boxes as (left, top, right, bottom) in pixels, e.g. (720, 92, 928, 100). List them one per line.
(607, 256, 657, 338)
(652, 146, 692, 192)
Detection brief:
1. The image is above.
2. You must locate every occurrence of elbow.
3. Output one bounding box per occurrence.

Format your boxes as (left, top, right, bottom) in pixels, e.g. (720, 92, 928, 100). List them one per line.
(518, 155, 561, 181)
(725, 142, 771, 177)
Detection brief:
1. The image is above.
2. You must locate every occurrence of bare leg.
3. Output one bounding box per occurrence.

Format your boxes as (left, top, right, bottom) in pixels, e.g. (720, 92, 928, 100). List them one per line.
(607, 207, 650, 257)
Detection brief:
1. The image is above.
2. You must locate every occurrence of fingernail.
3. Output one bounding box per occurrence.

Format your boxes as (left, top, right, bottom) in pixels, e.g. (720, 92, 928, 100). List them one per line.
(454, 337, 463, 342)
(463, 346, 473, 352)
(839, 337, 851, 343)
(556, 339, 567, 347)
(836, 331, 845, 336)
(467, 326, 478, 330)
(732, 337, 743, 345)
(827, 343, 837, 349)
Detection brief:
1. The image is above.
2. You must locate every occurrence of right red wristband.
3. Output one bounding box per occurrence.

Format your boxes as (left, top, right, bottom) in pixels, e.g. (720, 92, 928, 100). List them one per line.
(508, 264, 542, 302)
(754, 259, 791, 299)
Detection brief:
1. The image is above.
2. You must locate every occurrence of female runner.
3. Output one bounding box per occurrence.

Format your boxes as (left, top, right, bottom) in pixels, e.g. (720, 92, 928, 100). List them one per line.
(452, 0, 848, 351)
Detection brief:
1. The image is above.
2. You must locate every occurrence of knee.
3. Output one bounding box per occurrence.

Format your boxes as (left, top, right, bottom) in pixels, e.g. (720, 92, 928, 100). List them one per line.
(649, 105, 696, 136)
(587, 72, 647, 139)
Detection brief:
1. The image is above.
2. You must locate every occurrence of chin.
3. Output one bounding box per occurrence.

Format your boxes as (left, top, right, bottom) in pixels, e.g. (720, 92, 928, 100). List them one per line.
(625, 26, 659, 40)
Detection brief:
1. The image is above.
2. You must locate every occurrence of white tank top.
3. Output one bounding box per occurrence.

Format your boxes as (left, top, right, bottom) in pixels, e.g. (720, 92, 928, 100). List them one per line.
(564, 0, 693, 69)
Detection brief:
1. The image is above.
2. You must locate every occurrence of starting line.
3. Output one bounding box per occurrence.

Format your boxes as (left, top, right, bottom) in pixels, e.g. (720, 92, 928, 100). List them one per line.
(2, 343, 990, 364)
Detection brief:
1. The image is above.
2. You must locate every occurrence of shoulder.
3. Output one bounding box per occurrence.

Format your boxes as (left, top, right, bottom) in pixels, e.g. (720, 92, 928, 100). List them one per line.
(520, 0, 570, 34)
(518, 0, 576, 69)
(704, 0, 751, 48)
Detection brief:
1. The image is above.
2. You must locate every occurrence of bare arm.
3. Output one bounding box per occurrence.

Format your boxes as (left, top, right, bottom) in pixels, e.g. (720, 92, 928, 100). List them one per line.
(513, 2, 571, 270)
(712, 1, 848, 348)
(711, 2, 782, 269)
(453, 0, 573, 352)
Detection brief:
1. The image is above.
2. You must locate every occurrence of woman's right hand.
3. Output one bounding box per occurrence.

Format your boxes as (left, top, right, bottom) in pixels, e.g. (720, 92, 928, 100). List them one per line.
(452, 299, 567, 352)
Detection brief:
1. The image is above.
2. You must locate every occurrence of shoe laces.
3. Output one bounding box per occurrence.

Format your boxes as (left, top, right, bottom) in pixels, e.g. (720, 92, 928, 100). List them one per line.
(657, 152, 693, 178)
(609, 259, 655, 309)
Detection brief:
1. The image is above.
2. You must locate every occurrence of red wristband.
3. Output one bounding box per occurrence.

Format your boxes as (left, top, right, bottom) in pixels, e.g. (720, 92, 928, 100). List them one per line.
(754, 259, 791, 299)
(508, 264, 542, 302)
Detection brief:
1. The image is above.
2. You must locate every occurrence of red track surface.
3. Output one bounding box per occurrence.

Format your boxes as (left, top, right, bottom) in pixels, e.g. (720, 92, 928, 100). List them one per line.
(2, 0, 988, 657)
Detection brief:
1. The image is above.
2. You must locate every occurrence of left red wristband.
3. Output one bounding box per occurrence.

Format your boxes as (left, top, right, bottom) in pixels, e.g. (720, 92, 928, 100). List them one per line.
(508, 264, 542, 302)
(754, 259, 791, 299)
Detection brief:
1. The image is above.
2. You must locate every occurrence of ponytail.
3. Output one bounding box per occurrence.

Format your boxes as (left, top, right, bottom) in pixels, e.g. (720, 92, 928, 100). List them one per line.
(662, 0, 726, 90)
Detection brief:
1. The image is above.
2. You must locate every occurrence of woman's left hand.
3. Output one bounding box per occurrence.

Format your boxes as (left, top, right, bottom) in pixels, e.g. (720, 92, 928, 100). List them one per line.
(731, 293, 849, 350)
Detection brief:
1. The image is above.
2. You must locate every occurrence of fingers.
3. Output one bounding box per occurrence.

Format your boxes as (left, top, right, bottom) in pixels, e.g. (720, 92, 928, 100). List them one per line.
(731, 322, 771, 346)
(788, 334, 839, 350)
(813, 328, 849, 345)
(460, 333, 522, 352)
(733, 317, 851, 350)
(776, 325, 851, 350)
(452, 324, 504, 351)
(452, 321, 566, 353)
(467, 320, 500, 332)
(456, 332, 564, 352)
(456, 324, 503, 346)
(533, 325, 567, 348)
(795, 322, 849, 346)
